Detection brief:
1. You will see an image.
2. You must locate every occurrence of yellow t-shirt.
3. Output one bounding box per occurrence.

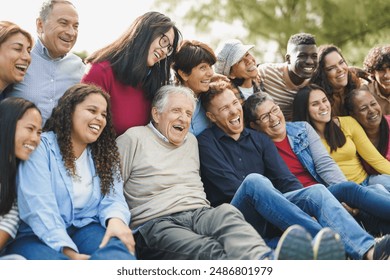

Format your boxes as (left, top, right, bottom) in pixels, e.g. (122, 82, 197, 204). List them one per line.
(321, 116, 390, 183)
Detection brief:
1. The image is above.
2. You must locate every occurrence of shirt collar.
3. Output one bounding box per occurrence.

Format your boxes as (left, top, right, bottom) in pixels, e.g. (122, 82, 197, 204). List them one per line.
(36, 38, 67, 60)
(211, 124, 248, 140)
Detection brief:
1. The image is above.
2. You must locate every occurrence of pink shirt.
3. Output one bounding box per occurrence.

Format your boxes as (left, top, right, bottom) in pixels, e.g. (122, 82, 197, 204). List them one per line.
(82, 61, 151, 136)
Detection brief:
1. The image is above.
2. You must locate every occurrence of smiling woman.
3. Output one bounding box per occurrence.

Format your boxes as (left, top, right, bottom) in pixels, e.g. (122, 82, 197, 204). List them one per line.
(0, 97, 42, 260)
(0, 21, 32, 96)
(5, 83, 136, 260)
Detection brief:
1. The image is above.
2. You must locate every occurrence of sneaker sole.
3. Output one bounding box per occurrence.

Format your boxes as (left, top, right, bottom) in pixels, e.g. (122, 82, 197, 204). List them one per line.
(275, 225, 314, 260)
(313, 228, 345, 260)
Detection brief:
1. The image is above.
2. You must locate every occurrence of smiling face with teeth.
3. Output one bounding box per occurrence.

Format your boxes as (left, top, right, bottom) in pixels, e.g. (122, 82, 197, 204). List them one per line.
(374, 65, 390, 96)
(206, 89, 243, 140)
(152, 92, 194, 146)
(0, 32, 31, 91)
(37, 2, 79, 59)
(15, 108, 42, 161)
(181, 62, 214, 96)
(286, 44, 318, 82)
(147, 28, 175, 67)
(71, 93, 107, 156)
(323, 51, 349, 90)
(350, 89, 382, 131)
(307, 89, 332, 128)
(230, 52, 258, 86)
(252, 100, 287, 142)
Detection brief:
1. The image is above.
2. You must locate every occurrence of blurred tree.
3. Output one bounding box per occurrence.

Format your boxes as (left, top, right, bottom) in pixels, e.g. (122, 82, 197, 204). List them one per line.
(157, 0, 390, 65)
(73, 50, 88, 61)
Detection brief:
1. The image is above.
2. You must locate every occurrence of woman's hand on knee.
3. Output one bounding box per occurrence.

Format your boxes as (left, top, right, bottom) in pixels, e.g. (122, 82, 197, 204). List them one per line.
(100, 218, 136, 255)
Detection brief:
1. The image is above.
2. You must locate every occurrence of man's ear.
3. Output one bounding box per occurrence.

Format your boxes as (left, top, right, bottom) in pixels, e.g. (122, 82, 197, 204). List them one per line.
(285, 54, 290, 64)
(249, 121, 256, 130)
(206, 111, 216, 123)
(36, 18, 43, 34)
(151, 107, 160, 124)
(178, 69, 189, 82)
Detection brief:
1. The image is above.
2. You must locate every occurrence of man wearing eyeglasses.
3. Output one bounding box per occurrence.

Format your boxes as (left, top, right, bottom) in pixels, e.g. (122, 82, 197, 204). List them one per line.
(196, 79, 380, 259)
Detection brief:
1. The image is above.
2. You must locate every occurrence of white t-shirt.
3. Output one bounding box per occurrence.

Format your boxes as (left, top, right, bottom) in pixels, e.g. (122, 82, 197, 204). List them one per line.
(72, 149, 93, 209)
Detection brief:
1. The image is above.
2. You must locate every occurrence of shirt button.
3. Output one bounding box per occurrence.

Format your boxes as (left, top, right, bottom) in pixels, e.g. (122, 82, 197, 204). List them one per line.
(238, 158, 242, 161)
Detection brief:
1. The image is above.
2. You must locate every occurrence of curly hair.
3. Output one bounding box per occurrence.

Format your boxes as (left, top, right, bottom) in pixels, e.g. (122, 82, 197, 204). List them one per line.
(43, 83, 121, 195)
(363, 45, 390, 76)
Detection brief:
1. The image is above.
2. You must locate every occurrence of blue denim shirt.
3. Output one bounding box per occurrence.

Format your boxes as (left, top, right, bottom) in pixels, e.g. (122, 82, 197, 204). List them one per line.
(286, 121, 346, 186)
(16, 132, 130, 252)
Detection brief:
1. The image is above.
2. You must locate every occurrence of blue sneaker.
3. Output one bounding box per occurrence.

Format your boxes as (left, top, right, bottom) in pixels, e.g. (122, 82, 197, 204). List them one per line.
(274, 225, 313, 260)
(312, 227, 345, 260)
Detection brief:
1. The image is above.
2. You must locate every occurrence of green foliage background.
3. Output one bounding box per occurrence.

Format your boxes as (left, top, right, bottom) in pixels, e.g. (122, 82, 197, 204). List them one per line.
(157, 0, 390, 66)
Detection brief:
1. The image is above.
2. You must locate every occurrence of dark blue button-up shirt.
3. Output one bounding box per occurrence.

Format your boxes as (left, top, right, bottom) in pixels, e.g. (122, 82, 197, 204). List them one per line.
(197, 125, 303, 206)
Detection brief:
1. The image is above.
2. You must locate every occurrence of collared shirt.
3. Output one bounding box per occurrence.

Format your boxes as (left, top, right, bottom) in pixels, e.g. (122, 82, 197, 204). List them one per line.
(197, 125, 302, 206)
(190, 99, 211, 136)
(147, 122, 188, 143)
(6, 38, 85, 123)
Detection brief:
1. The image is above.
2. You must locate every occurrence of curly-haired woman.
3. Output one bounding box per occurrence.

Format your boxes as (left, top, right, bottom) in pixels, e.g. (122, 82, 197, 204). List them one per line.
(6, 83, 136, 260)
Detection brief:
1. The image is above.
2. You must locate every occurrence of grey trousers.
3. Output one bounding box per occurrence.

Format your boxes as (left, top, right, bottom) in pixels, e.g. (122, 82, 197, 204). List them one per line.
(136, 204, 271, 260)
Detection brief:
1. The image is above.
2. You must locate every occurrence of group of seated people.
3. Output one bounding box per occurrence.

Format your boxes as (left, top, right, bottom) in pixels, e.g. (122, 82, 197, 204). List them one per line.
(1, 0, 390, 260)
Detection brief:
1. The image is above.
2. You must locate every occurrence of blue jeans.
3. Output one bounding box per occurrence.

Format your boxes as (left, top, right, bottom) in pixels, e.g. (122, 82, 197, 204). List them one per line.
(328, 181, 390, 220)
(367, 174, 390, 193)
(6, 222, 136, 260)
(230, 173, 374, 260)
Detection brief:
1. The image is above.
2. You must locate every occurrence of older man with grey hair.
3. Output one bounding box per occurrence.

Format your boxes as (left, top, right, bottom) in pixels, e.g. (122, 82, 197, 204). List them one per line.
(116, 84, 315, 260)
(6, 0, 85, 123)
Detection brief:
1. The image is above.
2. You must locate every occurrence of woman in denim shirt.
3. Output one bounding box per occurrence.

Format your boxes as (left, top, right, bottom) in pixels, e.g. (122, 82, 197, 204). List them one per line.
(244, 92, 390, 236)
(6, 84, 136, 260)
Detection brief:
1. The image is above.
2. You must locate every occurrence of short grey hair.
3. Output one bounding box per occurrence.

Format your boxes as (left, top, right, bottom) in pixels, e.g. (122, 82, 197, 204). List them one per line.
(152, 85, 196, 113)
(39, 0, 75, 21)
(243, 92, 275, 127)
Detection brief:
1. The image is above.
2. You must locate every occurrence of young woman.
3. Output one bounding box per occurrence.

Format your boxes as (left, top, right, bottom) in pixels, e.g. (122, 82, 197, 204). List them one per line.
(0, 97, 42, 260)
(6, 84, 136, 260)
(0, 21, 32, 98)
(82, 12, 181, 136)
(172, 40, 219, 136)
(311, 45, 361, 117)
(292, 84, 390, 193)
(244, 92, 390, 235)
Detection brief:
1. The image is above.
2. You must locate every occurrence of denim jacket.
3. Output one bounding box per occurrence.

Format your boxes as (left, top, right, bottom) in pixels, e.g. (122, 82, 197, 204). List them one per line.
(286, 121, 346, 186)
(16, 131, 130, 252)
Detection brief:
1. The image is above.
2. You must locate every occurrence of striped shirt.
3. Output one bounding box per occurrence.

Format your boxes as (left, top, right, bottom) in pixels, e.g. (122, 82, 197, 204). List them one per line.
(258, 63, 310, 121)
(0, 202, 19, 238)
(6, 39, 85, 124)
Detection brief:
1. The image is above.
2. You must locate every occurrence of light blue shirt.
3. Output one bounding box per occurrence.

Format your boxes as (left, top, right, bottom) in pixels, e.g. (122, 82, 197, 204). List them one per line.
(16, 132, 130, 253)
(190, 99, 211, 136)
(6, 39, 85, 123)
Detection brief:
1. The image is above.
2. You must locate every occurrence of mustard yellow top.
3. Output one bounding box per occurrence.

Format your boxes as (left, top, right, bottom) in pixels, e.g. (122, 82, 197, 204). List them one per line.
(320, 116, 390, 184)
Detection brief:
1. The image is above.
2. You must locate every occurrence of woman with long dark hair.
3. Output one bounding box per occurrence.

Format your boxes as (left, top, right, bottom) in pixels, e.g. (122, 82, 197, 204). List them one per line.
(82, 12, 181, 136)
(292, 84, 390, 192)
(0, 97, 42, 259)
(6, 84, 136, 260)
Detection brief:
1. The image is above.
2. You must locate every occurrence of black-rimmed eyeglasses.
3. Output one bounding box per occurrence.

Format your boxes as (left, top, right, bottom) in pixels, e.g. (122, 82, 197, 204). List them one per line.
(159, 34, 174, 56)
(256, 105, 281, 123)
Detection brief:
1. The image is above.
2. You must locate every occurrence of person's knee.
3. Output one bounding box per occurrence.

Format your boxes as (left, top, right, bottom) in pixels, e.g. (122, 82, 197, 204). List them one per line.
(241, 173, 273, 193)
